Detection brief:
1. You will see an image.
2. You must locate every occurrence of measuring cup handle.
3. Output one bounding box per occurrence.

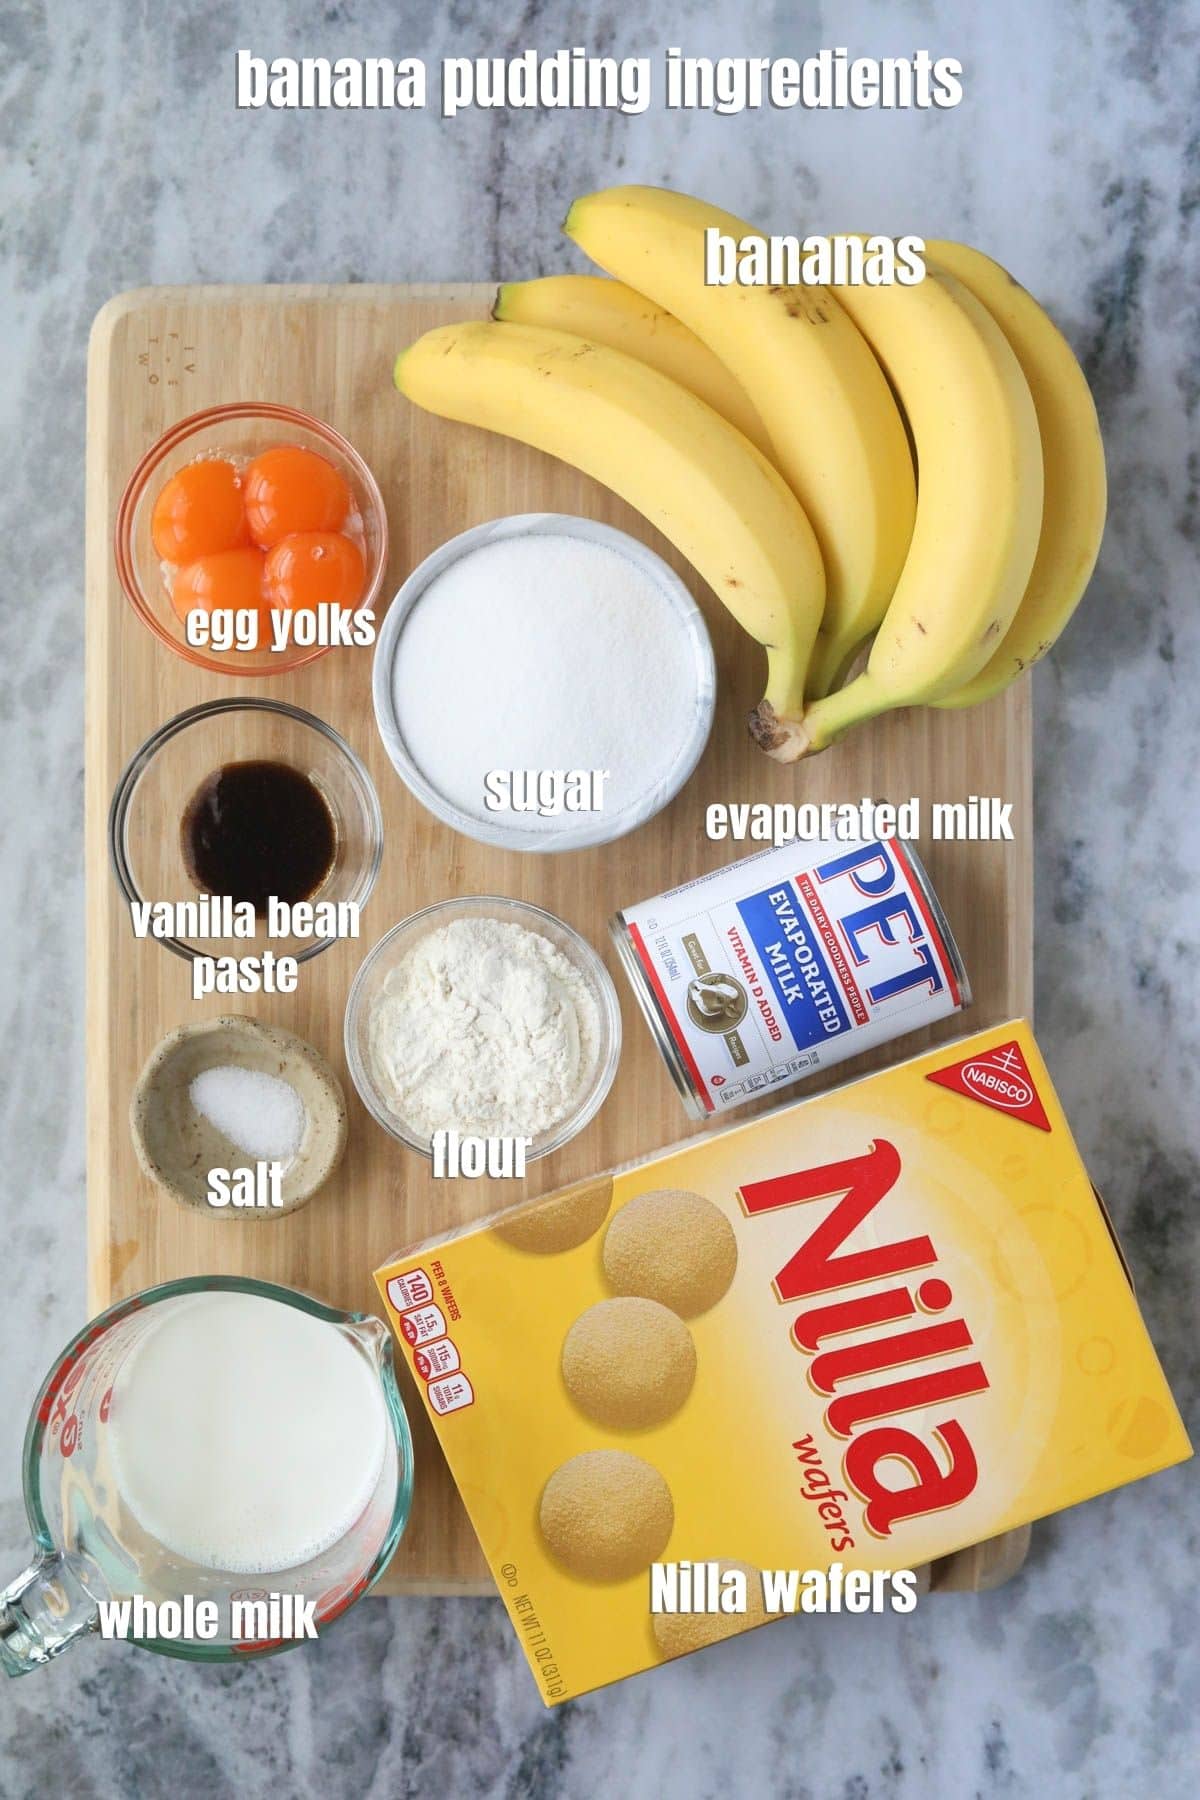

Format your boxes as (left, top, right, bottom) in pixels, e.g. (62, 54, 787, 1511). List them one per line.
(0, 1552, 98, 1675)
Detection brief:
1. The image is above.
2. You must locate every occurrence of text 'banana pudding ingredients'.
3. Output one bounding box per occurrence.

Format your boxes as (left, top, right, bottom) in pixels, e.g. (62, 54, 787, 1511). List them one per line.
(235, 49, 963, 117)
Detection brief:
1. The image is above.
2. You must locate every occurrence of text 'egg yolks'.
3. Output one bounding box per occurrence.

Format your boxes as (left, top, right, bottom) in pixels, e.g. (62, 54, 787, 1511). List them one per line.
(243, 446, 353, 546)
(151, 459, 249, 563)
(171, 547, 272, 642)
(264, 532, 366, 610)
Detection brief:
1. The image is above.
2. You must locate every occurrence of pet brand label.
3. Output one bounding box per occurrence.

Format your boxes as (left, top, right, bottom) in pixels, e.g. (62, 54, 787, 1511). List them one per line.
(612, 838, 967, 1117)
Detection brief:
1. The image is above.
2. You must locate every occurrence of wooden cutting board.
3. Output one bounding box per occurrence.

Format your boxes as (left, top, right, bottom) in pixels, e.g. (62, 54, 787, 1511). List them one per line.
(85, 285, 1033, 1593)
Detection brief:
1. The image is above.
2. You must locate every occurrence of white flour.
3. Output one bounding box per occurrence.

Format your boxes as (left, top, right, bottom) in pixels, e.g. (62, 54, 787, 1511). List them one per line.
(368, 916, 601, 1138)
(390, 533, 702, 834)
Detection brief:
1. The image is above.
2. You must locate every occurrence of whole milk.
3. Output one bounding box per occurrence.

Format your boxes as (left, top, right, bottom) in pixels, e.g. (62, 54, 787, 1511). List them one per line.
(108, 1291, 388, 1572)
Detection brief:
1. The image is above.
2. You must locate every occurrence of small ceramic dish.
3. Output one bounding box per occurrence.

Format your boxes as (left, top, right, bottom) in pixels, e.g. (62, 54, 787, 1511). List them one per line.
(131, 1016, 348, 1218)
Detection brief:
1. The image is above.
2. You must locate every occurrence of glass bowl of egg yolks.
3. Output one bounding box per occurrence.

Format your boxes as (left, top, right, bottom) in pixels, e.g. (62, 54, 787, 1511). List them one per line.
(115, 402, 389, 676)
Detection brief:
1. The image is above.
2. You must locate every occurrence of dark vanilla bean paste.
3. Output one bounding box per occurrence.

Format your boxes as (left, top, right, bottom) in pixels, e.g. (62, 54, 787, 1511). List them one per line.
(181, 760, 335, 915)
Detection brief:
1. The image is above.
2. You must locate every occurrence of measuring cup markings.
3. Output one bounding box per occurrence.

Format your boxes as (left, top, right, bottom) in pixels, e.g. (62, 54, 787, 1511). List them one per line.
(2, 1276, 414, 1675)
(44, 1327, 131, 1470)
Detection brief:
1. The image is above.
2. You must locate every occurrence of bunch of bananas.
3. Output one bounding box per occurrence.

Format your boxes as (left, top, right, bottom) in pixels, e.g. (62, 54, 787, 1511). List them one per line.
(394, 186, 1106, 760)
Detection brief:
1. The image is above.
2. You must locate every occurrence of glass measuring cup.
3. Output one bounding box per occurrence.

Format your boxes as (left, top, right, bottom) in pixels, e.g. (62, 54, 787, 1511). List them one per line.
(0, 1276, 413, 1674)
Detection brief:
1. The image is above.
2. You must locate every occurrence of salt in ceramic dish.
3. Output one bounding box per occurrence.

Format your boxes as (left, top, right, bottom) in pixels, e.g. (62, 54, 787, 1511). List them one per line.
(130, 1015, 348, 1218)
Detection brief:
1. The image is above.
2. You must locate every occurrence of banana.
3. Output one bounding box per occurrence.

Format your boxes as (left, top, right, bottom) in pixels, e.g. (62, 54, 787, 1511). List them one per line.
(394, 321, 826, 727)
(494, 275, 775, 460)
(779, 269, 1045, 760)
(926, 242, 1106, 708)
(563, 185, 916, 697)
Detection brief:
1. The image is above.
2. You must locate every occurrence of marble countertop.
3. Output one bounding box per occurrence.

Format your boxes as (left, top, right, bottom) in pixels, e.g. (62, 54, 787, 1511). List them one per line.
(1, 1, 1196, 1794)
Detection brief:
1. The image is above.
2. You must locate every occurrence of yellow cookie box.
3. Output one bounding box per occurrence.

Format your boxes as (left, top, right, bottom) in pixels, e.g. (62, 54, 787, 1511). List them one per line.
(375, 1021, 1190, 1705)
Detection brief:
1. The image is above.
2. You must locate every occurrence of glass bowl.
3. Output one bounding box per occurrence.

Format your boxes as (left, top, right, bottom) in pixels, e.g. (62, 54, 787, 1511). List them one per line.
(344, 897, 622, 1160)
(115, 401, 388, 676)
(371, 513, 716, 853)
(109, 698, 383, 964)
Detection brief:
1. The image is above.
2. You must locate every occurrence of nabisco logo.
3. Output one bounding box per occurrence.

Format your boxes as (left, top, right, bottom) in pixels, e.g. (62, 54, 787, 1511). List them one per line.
(925, 1038, 1052, 1132)
(960, 1056, 1032, 1110)
(738, 1140, 988, 1539)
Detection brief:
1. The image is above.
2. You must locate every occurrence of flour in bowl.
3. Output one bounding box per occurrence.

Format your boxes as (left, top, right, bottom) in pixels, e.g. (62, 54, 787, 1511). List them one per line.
(367, 915, 602, 1139)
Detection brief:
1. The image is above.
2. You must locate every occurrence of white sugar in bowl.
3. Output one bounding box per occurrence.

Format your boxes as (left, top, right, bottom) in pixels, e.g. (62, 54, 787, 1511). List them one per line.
(372, 514, 716, 852)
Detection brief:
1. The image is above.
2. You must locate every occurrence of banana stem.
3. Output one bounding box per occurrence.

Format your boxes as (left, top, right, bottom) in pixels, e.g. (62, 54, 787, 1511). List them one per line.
(805, 631, 869, 701)
(796, 670, 893, 753)
(746, 630, 821, 760)
(748, 701, 815, 761)
(750, 638, 889, 761)
(761, 638, 814, 728)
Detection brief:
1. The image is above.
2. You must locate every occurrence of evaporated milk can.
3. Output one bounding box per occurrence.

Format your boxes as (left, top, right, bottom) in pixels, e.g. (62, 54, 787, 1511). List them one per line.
(612, 838, 969, 1118)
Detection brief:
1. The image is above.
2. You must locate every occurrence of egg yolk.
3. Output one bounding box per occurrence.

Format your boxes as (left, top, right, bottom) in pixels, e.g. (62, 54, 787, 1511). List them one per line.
(243, 446, 353, 547)
(264, 532, 366, 610)
(172, 548, 275, 649)
(151, 459, 249, 563)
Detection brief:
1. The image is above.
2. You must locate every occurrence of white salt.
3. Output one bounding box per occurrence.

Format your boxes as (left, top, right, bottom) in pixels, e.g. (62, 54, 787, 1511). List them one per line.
(189, 1065, 306, 1162)
(390, 534, 703, 834)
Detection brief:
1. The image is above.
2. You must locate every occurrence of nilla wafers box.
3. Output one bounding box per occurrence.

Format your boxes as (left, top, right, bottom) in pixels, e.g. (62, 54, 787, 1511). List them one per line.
(375, 1021, 1190, 1705)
